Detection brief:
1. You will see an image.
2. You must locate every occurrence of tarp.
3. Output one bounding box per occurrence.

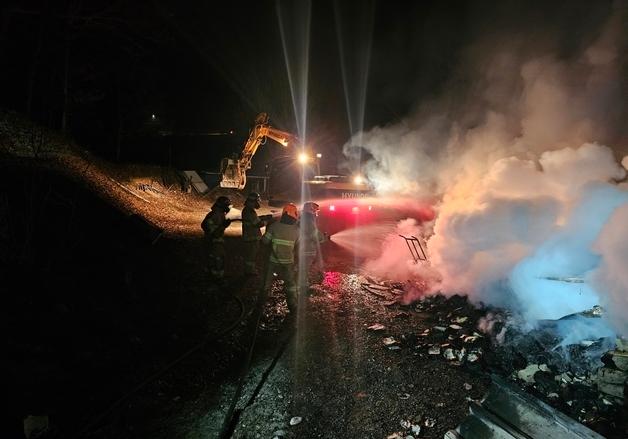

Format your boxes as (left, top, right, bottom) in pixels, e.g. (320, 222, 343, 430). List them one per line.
(182, 170, 209, 194)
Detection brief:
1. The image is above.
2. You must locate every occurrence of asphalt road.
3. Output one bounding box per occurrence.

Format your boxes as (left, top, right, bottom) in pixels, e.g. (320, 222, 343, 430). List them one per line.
(184, 241, 490, 439)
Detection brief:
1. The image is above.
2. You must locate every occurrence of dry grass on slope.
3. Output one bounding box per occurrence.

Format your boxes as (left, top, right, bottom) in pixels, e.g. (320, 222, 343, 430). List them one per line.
(0, 110, 214, 237)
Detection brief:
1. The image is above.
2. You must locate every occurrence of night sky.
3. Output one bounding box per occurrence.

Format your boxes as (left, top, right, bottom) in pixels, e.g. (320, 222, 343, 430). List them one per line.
(0, 0, 619, 171)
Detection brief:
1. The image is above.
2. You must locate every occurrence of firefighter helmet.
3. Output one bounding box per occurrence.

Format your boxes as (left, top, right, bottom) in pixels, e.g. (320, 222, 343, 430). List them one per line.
(303, 201, 320, 215)
(282, 203, 299, 220)
(247, 192, 261, 202)
(246, 192, 261, 208)
(212, 196, 232, 213)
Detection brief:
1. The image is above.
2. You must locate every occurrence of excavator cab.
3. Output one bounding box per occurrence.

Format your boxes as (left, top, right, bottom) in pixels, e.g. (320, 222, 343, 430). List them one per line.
(219, 113, 296, 190)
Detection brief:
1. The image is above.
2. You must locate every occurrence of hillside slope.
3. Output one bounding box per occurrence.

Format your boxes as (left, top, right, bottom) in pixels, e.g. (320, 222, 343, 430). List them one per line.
(0, 111, 248, 237)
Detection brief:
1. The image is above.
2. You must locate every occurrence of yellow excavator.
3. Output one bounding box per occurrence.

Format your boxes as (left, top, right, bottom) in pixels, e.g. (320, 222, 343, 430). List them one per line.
(219, 112, 298, 189)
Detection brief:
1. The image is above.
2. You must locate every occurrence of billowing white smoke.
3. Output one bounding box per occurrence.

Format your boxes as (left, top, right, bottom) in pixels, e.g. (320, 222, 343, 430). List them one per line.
(430, 144, 626, 313)
(363, 218, 440, 285)
(344, 6, 628, 336)
(592, 203, 628, 335)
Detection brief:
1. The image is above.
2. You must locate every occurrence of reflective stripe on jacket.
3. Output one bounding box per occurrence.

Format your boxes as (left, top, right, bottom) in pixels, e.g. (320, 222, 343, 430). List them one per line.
(262, 222, 299, 264)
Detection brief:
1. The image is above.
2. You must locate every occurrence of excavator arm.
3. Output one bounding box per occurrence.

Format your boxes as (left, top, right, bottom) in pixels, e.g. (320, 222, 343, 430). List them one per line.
(220, 113, 297, 190)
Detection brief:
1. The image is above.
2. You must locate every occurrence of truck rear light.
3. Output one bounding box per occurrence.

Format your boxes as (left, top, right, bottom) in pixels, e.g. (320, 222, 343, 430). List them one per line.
(329, 205, 335, 211)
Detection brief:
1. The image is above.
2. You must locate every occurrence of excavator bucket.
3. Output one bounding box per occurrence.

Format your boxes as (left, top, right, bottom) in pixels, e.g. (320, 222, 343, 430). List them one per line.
(219, 158, 246, 189)
(219, 175, 242, 189)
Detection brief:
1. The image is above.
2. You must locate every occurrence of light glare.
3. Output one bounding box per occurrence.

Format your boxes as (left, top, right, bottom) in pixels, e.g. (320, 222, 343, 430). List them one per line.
(298, 152, 310, 164)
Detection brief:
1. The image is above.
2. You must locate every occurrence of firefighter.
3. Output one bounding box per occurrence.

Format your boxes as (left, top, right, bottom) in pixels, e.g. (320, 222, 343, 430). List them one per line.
(241, 192, 268, 275)
(201, 196, 232, 282)
(299, 201, 327, 286)
(261, 203, 299, 314)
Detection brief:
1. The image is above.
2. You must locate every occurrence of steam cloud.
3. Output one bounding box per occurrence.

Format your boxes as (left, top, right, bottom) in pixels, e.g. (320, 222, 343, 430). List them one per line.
(344, 4, 628, 336)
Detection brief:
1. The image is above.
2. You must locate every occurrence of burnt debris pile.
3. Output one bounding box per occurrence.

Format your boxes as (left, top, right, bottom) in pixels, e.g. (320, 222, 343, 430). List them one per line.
(479, 307, 627, 437)
(364, 279, 627, 438)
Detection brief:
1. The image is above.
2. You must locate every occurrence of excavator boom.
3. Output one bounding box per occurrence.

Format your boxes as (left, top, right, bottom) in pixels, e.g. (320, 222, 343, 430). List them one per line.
(220, 113, 297, 190)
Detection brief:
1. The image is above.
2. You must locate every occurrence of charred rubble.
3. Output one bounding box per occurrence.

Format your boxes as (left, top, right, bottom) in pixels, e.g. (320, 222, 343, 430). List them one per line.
(362, 280, 627, 438)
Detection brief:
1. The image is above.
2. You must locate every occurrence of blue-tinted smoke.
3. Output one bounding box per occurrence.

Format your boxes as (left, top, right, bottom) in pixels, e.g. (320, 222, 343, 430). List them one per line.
(510, 184, 628, 322)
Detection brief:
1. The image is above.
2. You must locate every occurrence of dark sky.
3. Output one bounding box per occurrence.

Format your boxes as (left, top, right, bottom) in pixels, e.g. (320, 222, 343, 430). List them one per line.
(0, 0, 618, 169)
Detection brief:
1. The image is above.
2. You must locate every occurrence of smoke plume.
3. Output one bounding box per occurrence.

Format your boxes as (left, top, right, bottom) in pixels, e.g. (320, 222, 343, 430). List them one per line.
(362, 218, 439, 283)
(344, 4, 628, 336)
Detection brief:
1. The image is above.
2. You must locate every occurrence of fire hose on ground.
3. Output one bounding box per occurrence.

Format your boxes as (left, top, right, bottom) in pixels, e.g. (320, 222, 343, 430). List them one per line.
(218, 250, 293, 439)
(76, 247, 295, 438)
(73, 294, 246, 438)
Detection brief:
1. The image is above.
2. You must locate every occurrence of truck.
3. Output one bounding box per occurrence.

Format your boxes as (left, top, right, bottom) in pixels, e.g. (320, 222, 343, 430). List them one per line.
(303, 174, 374, 200)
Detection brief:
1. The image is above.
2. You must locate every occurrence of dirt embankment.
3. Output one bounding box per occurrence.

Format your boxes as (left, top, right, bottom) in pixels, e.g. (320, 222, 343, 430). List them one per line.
(1, 158, 264, 438)
(0, 110, 222, 238)
(0, 111, 264, 437)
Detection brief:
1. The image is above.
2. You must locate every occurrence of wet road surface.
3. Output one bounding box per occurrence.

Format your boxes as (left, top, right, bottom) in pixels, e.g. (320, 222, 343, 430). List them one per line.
(184, 241, 490, 439)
